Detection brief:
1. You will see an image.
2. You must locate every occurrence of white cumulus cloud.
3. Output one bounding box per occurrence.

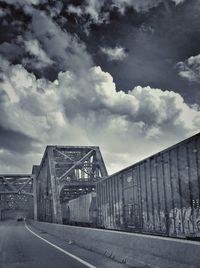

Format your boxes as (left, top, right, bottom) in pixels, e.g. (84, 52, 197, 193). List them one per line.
(100, 46, 127, 61)
(0, 56, 200, 174)
(24, 39, 54, 68)
(176, 53, 200, 83)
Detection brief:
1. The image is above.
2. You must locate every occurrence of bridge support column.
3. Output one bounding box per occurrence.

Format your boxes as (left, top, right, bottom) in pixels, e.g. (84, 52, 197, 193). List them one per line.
(48, 147, 62, 224)
(33, 175, 38, 220)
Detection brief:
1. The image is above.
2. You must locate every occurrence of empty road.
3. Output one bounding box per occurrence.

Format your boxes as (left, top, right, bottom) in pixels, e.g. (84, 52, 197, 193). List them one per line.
(0, 221, 127, 268)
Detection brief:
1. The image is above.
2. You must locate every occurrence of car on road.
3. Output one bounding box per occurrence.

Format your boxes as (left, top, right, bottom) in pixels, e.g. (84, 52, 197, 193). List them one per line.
(17, 217, 24, 222)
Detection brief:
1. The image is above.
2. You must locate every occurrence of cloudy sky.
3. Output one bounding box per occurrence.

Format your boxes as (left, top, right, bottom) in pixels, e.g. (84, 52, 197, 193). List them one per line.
(0, 0, 200, 174)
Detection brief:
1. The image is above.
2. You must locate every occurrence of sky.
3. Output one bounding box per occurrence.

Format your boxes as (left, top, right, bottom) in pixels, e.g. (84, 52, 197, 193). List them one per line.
(0, 0, 200, 175)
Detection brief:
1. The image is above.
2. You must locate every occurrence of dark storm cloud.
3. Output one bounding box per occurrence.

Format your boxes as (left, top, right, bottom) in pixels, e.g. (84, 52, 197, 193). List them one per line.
(0, 7, 10, 18)
(0, 126, 39, 153)
(66, 0, 186, 25)
(0, 42, 23, 60)
(83, 0, 200, 104)
(0, 0, 196, 96)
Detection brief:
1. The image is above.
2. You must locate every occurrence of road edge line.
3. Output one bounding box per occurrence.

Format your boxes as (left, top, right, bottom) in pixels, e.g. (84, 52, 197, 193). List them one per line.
(25, 223, 96, 268)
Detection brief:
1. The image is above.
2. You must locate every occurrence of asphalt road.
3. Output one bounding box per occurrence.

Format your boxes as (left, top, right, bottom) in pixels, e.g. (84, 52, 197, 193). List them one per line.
(0, 221, 128, 268)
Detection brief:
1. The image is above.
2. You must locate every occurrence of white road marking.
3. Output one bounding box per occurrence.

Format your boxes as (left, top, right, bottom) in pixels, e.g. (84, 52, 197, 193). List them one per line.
(25, 224, 96, 268)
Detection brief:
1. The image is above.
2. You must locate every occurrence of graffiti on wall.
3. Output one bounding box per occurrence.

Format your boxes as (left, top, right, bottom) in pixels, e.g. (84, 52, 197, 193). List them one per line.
(169, 206, 200, 236)
(142, 210, 167, 233)
(141, 206, 200, 237)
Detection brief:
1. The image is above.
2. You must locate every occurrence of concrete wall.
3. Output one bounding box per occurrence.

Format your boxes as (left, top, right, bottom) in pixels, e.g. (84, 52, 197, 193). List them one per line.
(29, 220, 200, 268)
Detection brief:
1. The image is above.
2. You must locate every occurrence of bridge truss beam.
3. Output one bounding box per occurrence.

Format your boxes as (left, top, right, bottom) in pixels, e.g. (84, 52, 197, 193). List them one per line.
(35, 146, 108, 224)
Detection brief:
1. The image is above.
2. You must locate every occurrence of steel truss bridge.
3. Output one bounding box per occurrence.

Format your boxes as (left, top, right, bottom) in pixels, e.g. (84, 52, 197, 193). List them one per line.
(0, 146, 107, 222)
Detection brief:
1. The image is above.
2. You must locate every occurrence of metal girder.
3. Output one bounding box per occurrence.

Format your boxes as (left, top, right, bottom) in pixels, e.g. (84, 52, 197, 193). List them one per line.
(0, 174, 34, 220)
(18, 177, 33, 191)
(54, 149, 74, 162)
(0, 192, 34, 197)
(0, 174, 31, 178)
(0, 191, 18, 195)
(1, 176, 18, 192)
(58, 149, 94, 181)
(55, 149, 94, 177)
